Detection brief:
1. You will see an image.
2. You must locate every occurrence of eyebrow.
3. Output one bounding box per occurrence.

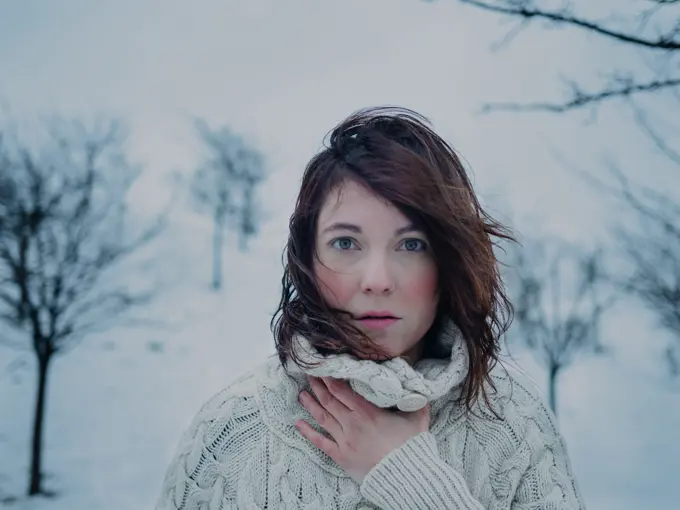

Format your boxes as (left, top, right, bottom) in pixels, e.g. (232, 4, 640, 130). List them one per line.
(321, 222, 421, 236)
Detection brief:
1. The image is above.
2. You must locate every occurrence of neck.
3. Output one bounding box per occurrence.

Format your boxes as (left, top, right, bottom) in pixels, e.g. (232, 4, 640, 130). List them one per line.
(400, 340, 425, 366)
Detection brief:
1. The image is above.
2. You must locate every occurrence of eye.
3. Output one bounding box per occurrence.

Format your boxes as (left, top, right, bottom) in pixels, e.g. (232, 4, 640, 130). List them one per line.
(331, 237, 358, 251)
(399, 238, 427, 252)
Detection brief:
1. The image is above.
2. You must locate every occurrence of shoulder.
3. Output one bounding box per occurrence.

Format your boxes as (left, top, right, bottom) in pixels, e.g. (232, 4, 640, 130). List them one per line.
(485, 362, 560, 438)
(460, 361, 564, 450)
(183, 356, 272, 430)
(445, 361, 571, 474)
(183, 354, 285, 432)
(458, 362, 583, 506)
(155, 357, 279, 509)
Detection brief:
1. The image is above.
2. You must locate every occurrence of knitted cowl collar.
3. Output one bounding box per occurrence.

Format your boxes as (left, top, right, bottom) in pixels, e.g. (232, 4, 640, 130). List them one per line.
(283, 319, 469, 412)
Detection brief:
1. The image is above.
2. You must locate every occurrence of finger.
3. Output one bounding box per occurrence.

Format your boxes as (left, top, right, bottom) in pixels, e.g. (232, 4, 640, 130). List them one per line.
(299, 390, 344, 439)
(320, 376, 367, 413)
(310, 376, 353, 417)
(295, 419, 341, 462)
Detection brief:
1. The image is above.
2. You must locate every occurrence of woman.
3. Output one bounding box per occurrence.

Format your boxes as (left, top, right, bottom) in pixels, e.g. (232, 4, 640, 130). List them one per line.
(156, 107, 585, 509)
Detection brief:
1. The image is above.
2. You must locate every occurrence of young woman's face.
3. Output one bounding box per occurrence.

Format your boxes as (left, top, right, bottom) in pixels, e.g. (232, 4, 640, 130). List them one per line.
(313, 179, 439, 362)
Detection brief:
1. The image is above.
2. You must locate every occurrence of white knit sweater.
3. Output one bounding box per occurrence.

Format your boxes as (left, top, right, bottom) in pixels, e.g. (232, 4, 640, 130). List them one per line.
(156, 322, 585, 509)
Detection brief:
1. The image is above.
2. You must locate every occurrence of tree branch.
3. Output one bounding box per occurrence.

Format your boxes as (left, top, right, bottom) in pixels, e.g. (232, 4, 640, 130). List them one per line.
(457, 0, 680, 49)
(608, 164, 680, 239)
(629, 100, 680, 166)
(0, 115, 165, 359)
(508, 237, 611, 372)
(482, 77, 680, 113)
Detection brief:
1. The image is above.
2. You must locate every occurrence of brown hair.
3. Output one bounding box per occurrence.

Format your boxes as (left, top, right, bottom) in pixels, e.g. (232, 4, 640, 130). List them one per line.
(271, 106, 516, 411)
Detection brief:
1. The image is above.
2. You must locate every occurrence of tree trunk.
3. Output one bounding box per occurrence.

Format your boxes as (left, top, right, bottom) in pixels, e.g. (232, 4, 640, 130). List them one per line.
(238, 231, 248, 253)
(548, 362, 560, 418)
(211, 214, 224, 291)
(28, 354, 51, 495)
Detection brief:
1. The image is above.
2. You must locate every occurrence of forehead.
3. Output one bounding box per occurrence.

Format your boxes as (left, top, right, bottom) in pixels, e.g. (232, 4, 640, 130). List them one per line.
(317, 179, 408, 229)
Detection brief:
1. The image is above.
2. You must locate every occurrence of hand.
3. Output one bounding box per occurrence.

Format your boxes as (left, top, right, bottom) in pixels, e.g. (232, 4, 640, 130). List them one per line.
(296, 376, 430, 484)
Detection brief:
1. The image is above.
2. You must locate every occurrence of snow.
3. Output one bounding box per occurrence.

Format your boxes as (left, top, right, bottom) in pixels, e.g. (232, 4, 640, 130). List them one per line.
(0, 1, 678, 507)
(0, 225, 283, 509)
(1, 232, 679, 509)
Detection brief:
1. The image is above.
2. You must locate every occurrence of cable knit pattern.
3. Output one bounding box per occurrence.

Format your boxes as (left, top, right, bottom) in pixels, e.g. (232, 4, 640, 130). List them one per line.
(156, 322, 585, 509)
(284, 320, 468, 410)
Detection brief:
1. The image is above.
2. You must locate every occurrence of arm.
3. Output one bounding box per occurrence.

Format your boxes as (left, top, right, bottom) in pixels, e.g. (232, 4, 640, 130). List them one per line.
(359, 431, 484, 510)
(360, 398, 584, 509)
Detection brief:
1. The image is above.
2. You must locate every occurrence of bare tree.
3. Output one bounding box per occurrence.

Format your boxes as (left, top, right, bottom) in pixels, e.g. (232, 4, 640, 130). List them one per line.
(580, 166, 680, 377)
(425, 0, 680, 374)
(0, 116, 164, 496)
(190, 119, 266, 290)
(506, 237, 616, 415)
(619, 191, 680, 376)
(433, 0, 680, 115)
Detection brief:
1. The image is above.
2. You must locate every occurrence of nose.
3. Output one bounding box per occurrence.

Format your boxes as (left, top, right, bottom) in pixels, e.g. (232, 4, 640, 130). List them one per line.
(360, 252, 395, 295)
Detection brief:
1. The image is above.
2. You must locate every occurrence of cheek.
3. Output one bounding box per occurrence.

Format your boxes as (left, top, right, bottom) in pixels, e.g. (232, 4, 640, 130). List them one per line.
(314, 263, 355, 308)
(402, 263, 438, 306)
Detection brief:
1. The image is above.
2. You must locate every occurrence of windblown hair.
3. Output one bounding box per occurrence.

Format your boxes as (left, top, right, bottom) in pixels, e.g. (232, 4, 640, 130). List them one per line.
(271, 106, 516, 411)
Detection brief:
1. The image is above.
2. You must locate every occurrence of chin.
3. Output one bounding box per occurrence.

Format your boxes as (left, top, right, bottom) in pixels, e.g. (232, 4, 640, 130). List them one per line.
(382, 347, 417, 362)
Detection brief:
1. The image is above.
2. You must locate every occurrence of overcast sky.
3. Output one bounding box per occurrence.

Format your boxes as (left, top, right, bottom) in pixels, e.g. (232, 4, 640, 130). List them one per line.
(1, 0, 646, 239)
(1, 1, 678, 509)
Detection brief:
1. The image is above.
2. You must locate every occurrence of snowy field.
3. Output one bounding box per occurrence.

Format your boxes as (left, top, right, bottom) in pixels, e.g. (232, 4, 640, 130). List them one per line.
(1, 1, 679, 508)
(1, 233, 679, 509)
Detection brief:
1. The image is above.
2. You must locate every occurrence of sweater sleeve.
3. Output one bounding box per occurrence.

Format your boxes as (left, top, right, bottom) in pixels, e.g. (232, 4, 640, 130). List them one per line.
(360, 401, 584, 509)
(154, 389, 260, 510)
(360, 431, 485, 510)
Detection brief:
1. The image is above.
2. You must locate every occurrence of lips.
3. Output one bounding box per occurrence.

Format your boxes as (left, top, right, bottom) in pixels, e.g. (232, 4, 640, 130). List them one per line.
(357, 311, 399, 320)
(355, 311, 400, 330)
